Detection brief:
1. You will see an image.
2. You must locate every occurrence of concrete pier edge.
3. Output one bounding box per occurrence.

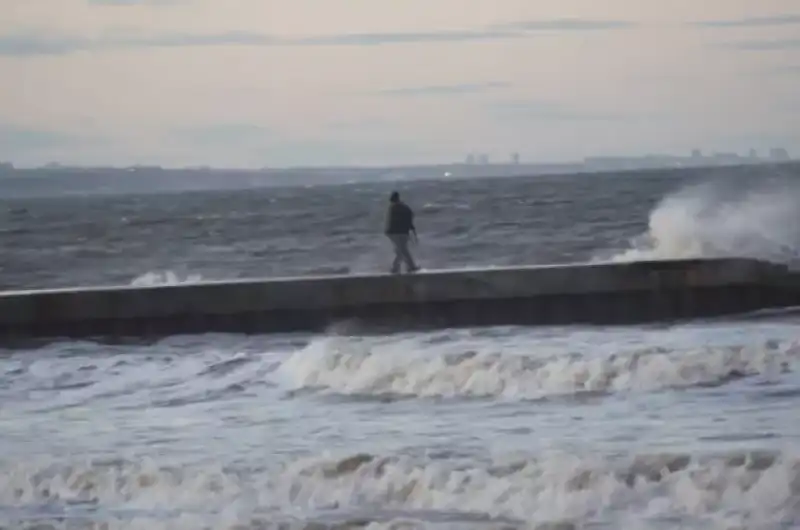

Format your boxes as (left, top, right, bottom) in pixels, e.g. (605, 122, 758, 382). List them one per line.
(1, 257, 799, 343)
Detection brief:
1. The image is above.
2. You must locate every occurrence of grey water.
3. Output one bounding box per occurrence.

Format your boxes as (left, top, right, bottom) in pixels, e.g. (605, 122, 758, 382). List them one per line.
(1, 166, 800, 529)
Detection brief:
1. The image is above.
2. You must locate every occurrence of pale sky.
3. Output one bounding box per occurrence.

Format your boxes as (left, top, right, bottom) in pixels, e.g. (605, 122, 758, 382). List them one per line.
(1, 0, 799, 167)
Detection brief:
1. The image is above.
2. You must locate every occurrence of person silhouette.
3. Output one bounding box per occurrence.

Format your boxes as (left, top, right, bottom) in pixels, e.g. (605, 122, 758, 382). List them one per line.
(384, 191, 420, 274)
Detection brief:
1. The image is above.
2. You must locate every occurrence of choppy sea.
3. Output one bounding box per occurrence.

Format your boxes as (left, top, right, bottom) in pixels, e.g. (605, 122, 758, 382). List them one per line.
(2, 166, 800, 529)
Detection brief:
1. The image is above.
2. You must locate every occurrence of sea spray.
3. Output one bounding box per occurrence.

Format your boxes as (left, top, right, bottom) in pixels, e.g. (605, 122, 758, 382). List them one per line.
(607, 176, 800, 264)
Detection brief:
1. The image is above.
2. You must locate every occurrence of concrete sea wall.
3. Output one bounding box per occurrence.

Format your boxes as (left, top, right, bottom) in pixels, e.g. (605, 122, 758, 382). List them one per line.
(0, 258, 798, 343)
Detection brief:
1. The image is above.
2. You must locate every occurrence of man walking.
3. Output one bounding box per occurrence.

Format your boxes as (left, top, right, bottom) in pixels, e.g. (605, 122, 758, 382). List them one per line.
(384, 191, 420, 274)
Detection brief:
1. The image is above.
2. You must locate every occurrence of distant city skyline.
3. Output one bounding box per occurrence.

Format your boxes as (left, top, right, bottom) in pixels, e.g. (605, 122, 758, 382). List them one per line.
(1, 0, 799, 168)
(461, 146, 793, 167)
(1, 145, 792, 173)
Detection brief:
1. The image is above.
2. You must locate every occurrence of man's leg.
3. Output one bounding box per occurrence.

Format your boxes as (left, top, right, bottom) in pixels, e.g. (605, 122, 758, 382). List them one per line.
(388, 235, 403, 273)
(396, 234, 419, 272)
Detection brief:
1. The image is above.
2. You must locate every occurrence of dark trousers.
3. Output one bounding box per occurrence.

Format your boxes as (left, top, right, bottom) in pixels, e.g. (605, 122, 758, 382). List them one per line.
(387, 233, 418, 273)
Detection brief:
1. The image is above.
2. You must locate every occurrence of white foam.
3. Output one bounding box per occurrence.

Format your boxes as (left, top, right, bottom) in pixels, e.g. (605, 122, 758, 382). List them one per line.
(1, 449, 798, 529)
(606, 177, 800, 264)
(275, 335, 800, 400)
(130, 270, 204, 287)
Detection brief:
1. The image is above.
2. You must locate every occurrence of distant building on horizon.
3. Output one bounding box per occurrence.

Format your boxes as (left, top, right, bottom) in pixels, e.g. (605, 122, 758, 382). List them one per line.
(770, 148, 790, 162)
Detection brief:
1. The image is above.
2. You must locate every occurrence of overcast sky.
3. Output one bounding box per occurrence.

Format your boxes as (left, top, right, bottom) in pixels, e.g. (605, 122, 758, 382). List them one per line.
(1, 0, 799, 167)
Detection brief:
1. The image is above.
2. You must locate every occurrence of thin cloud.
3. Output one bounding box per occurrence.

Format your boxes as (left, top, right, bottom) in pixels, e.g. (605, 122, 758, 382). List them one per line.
(286, 18, 638, 47)
(724, 39, 800, 51)
(693, 14, 800, 28)
(88, 0, 181, 5)
(494, 18, 637, 31)
(375, 82, 511, 97)
(291, 30, 517, 46)
(0, 32, 276, 56)
(0, 17, 641, 56)
(0, 35, 84, 56)
(133, 32, 276, 47)
(0, 30, 518, 55)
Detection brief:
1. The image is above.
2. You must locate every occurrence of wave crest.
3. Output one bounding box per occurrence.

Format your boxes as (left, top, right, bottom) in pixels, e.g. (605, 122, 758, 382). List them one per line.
(3, 449, 798, 529)
(130, 270, 203, 287)
(606, 177, 800, 264)
(275, 336, 799, 400)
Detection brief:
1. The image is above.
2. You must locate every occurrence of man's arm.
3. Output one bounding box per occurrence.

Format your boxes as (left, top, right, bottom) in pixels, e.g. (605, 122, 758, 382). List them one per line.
(384, 206, 392, 234)
(408, 208, 418, 243)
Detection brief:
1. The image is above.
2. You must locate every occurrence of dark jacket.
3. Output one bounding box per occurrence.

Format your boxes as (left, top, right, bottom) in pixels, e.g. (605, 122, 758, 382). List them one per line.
(385, 201, 415, 235)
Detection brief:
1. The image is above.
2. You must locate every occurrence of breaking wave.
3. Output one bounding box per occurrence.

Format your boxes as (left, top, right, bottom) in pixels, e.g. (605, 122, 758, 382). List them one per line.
(130, 270, 204, 286)
(607, 177, 800, 265)
(1, 448, 798, 529)
(275, 335, 800, 401)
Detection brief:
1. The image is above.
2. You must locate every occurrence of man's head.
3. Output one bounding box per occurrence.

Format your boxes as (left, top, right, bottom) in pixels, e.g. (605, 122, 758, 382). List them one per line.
(389, 191, 400, 203)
